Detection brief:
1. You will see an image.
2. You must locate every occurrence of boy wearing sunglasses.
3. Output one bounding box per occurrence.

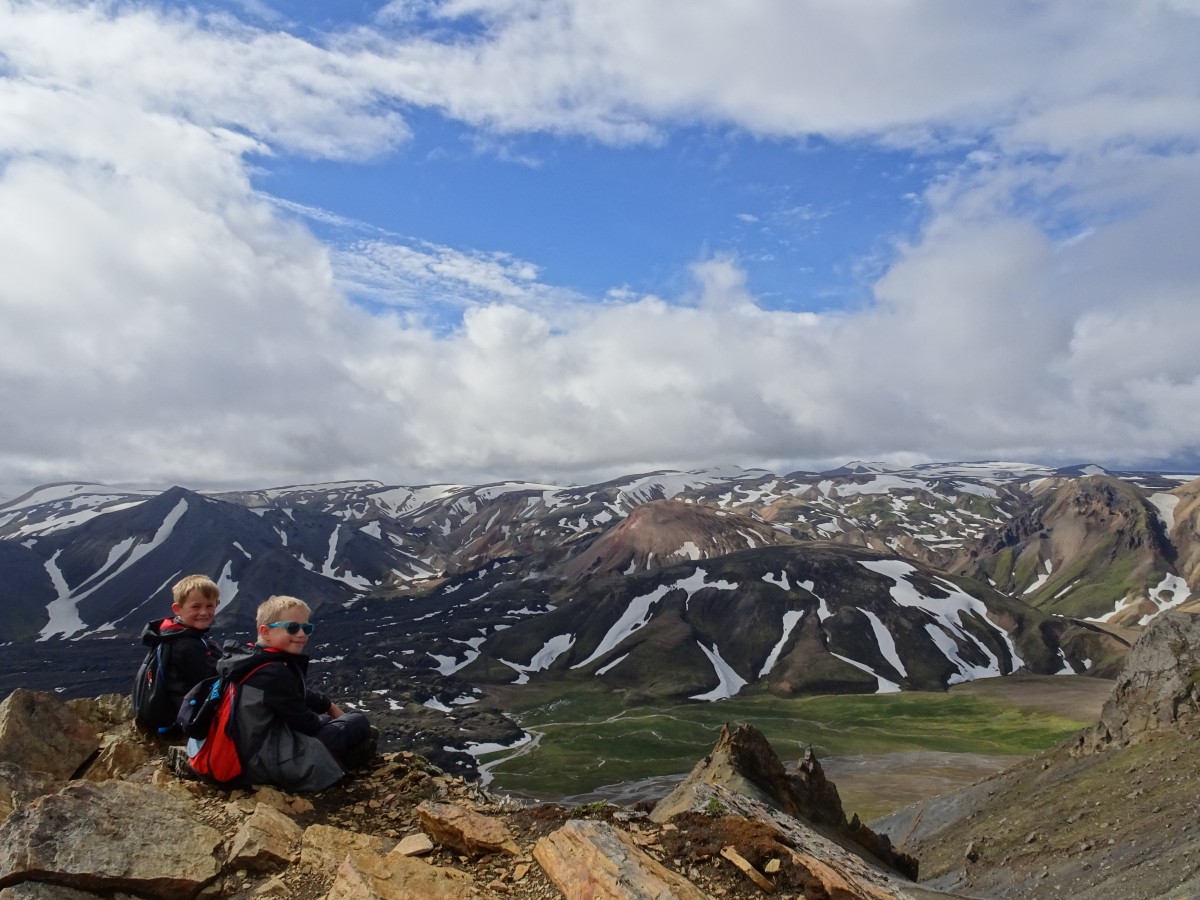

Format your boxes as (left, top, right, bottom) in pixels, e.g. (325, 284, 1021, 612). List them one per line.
(212, 595, 375, 792)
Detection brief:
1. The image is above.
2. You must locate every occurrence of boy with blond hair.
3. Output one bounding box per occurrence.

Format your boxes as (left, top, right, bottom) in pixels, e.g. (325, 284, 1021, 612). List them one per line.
(134, 574, 222, 734)
(212, 595, 374, 791)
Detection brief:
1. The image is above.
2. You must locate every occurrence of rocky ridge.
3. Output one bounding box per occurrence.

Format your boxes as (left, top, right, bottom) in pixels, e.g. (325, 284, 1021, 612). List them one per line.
(874, 610, 1200, 899)
(0, 690, 934, 899)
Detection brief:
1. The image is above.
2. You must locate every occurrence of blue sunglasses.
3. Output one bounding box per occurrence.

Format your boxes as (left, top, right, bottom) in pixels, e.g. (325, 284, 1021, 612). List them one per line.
(266, 621, 314, 635)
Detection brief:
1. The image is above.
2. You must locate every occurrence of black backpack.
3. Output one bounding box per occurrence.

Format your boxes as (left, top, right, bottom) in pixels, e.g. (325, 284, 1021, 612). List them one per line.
(132, 643, 174, 734)
(177, 674, 226, 739)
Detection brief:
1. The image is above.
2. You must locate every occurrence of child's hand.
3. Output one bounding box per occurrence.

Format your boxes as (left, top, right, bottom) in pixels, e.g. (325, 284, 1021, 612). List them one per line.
(327, 702, 344, 718)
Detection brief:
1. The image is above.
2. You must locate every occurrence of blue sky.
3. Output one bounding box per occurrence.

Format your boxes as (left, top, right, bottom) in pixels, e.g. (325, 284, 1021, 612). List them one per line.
(1, 0, 1199, 497)
(265, 121, 936, 311)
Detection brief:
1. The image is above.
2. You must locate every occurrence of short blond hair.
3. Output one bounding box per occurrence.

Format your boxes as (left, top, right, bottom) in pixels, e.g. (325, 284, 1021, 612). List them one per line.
(172, 574, 219, 605)
(256, 595, 311, 629)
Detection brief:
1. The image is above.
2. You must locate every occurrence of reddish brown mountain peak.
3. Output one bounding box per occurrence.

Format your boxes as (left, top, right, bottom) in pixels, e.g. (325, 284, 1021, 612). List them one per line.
(559, 500, 796, 582)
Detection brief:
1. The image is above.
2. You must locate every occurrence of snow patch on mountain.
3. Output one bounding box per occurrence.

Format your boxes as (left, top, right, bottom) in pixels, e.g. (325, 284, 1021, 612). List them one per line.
(1147, 574, 1193, 620)
(951, 482, 999, 499)
(1092, 573, 1193, 625)
(215, 561, 239, 613)
(571, 584, 672, 670)
(811, 585, 834, 622)
(831, 651, 902, 693)
(39, 551, 85, 641)
(39, 498, 188, 639)
(596, 653, 628, 675)
(861, 608, 907, 677)
(835, 476, 929, 497)
(762, 571, 791, 591)
(690, 641, 748, 701)
(615, 472, 733, 507)
(430, 637, 486, 675)
(572, 567, 735, 669)
(320, 524, 374, 591)
(475, 482, 563, 501)
(759, 610, 804, 676)
(1149, 493, 1180, 531)
(861, 558, 1024, 683)
(1024, 560, 1054, 595)
(430, 651, 478, 676)
(500, 633, 575, 684)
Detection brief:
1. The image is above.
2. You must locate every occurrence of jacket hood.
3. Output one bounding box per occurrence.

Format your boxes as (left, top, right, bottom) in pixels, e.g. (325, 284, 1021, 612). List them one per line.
(217, 642, 309, 680)
(140, 617, 201, 647)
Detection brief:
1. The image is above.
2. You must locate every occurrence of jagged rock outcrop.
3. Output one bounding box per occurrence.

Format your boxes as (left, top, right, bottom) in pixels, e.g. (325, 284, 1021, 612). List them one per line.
(652, 722, 919, 880)
(1074, 609, 1200, 754)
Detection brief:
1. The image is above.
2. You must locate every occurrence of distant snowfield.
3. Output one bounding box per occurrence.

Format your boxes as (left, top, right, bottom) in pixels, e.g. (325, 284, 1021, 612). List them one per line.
(0, 482, 153, 539)
(39, 498, 189, 640)
(1148, 492, 1180, 532)
(1090, 573, 1194, 625)
(690, 641, 748, 701)
(500, 633, 575, 684)
(758, 609, 803, 677)
(570, 567, 735, 671)
(1024, 559, 1054, 595)
(861, 558, 1025, 684)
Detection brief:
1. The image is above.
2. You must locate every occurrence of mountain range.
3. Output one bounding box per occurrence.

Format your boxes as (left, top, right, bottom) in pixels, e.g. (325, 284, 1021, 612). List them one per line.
(2, 461, 1197, 770)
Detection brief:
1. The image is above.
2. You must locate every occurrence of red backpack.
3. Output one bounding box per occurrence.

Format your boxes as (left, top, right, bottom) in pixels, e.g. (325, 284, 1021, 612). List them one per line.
(186, 662, 271, 786)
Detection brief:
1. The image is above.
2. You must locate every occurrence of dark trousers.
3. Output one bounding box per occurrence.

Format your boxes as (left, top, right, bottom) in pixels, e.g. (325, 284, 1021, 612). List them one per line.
(316, 712, 372, 768)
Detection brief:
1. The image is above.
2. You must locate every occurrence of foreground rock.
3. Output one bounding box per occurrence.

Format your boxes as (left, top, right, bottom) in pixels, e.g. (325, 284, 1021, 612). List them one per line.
(534, 819, 710, 899)
(1075, 609, 1200, 753)
(0, 689, 99, 780)
(0, 781, 222, 897)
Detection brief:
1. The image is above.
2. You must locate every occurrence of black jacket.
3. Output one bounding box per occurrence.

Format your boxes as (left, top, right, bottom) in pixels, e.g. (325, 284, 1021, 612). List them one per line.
(140, 618, 221, 723)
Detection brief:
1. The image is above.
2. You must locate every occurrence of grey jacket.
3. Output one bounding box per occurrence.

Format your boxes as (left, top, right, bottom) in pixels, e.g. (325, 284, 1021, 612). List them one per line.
(217, 642, 344, 792)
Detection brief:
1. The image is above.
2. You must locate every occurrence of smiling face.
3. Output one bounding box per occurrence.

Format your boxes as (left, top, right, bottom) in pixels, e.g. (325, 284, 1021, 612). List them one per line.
(173, 589, 218, 630)
(257, 609, 311, 654)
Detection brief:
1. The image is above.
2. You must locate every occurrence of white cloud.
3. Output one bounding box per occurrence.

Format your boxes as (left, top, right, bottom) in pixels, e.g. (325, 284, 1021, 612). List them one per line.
(354, 0, 1200, 148)
(2, 0, 1200, 498)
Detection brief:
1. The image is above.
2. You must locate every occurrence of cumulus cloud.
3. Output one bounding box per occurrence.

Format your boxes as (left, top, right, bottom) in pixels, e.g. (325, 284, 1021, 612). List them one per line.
(2, 0, 1200, 498)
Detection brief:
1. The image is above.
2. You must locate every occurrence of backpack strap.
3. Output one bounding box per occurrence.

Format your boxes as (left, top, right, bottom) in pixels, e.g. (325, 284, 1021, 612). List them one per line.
(237, 661, 275, 684)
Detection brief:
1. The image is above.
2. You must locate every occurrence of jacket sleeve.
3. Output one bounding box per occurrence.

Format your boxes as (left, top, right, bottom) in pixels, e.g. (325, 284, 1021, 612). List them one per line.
(305, 690, 333, 715)
(252, 664, 328, 736)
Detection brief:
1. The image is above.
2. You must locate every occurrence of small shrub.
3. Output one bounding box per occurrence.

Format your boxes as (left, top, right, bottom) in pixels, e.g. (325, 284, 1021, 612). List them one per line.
(703, 797, 727, 817)
(570, 800, 609, 819)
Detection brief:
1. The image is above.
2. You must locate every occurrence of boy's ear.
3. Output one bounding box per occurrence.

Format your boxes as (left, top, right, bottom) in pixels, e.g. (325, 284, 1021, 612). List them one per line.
(171, 602, 182, 614)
